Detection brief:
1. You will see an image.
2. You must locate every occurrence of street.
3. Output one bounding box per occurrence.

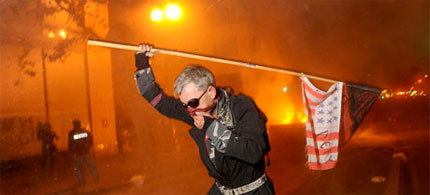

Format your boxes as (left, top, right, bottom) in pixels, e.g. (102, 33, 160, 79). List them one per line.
(1, 98, 428, 194)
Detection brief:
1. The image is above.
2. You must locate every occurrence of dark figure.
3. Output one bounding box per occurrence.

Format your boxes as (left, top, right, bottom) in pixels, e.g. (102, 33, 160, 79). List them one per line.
(68, 120, 99, 186)
(134, 44, 274, 194)
(37, 122, 58, 170)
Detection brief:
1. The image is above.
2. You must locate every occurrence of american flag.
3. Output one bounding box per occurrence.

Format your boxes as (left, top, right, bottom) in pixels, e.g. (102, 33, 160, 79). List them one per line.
(301, 77, 343, 170)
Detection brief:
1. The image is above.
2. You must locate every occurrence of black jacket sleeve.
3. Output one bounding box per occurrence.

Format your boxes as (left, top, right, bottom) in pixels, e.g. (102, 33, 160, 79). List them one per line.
(224, 95, 269, 164)
(135, 68, 193, 126)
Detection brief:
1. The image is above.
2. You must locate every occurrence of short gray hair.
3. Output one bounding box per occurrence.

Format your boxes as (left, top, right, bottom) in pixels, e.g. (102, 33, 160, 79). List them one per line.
(174, 65, 215, 96)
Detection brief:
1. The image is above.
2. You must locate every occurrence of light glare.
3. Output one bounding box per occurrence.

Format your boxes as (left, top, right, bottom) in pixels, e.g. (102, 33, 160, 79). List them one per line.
(165, 4, 182, 20)
(282, 87, 288, 92)
(151, 8, 163, 22)
(301, 116, 308, 123)
(59, 30, 67, 39)
(48, 32, 55, 38)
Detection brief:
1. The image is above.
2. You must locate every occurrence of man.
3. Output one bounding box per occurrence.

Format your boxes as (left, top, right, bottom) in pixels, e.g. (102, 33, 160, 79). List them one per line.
(68, 120, 99, 186)
(37, 122, 59, 170)
(134, 44, 274, 194)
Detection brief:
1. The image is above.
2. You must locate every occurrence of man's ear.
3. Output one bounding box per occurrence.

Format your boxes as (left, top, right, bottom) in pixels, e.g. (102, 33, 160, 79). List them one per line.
(209, 86, 217, 99)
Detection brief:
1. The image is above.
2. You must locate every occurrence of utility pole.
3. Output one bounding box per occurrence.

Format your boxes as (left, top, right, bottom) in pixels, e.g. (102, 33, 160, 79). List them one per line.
(41, 48, 50, 123)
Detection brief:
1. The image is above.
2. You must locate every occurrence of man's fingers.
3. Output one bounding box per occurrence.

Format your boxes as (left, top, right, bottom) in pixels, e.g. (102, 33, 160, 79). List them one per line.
(192, 115, 205, 129)
(136, 44, 153, 54)
(146, 51, 155, 57)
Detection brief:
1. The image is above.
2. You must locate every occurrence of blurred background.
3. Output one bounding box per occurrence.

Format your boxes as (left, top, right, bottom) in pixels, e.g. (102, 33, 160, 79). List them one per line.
(0, 0, 428, 194)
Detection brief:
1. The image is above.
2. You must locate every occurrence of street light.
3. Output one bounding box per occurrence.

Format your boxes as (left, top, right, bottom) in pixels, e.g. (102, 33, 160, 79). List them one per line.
(48, 31, 55, 38)
(150, 8, 163, 22)
(165, 3, 182, 20)
(42, 28, 68, 123)
(58, 29, 67, 39)
(150, 3, 182, 22)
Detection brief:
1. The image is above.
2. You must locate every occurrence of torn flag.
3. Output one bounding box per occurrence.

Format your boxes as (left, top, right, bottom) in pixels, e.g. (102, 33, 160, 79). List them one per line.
(341, 83, 381, 143)
(301, 77, 343, 170)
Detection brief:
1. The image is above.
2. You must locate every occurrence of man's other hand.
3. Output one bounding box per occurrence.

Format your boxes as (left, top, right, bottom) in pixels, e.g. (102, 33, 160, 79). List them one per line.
(135, 44, 155, 70)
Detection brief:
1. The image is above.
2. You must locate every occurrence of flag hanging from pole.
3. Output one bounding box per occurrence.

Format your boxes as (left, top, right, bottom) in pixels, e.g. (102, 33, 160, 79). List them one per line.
(301, 77, 343, 170)
(87, 40, 382, 170)
(340, 83, 381, 143)
(301, 77, 381, 170)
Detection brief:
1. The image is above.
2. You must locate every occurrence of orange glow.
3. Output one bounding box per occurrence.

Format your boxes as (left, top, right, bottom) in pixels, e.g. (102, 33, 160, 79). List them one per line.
(276, 104, 297, 125)
(151, 8, 163, 22)
(58, 29, 67, 39)
(417, 79, 422, 83)
(281, 111, 295, 124)
(425, 75, 428, 78)
(301, 115, 308, 123)
(282, 86, 288, 92)
(165, 3, 182, 20)
(277, 106, 309, 125)
(48, 31, 55, 38)
(97, 144, 105, 150)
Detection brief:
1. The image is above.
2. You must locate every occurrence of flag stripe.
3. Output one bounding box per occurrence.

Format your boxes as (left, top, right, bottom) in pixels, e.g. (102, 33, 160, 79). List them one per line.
(307, 146, 338, 155)
(302, 81, 328, 99)
(307, 152, 338, 163)
(304, 90, 329, 105)
(305, 97, 321, 106)
(305, 131, 339, 141)
(307, 161, 337, 170)
(301, 76, 343, 170)
(306, 138, 339, 148)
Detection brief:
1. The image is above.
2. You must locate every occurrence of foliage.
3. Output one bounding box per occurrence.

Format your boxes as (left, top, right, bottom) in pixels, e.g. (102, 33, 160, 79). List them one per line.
(9, 0, 108, 79)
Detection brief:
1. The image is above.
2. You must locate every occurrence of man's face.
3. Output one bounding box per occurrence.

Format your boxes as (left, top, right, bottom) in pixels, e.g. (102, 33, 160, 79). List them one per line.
(179, 82, 215, 115)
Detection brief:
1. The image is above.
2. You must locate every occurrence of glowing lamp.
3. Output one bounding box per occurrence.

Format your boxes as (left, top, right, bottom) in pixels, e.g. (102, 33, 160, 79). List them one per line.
(165, 4, 182, 20)
(151, 8, 163, 22)
(48, 31, 55, 38)
(59, 30, 67, 39)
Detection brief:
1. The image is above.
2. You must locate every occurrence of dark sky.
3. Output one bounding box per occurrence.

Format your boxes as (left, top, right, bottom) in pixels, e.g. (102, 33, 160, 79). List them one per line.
(117, 0, 429, 90)
(1, 0, 427, 91)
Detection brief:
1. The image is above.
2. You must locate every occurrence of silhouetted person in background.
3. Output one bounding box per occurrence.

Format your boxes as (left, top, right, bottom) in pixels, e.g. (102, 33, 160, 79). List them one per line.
(68, 120, 99, 186)
(37, 122, 59, 170)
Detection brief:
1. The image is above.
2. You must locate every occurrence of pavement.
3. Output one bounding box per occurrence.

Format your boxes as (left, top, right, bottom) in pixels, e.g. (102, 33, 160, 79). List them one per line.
(1, 98, 429, 194)
(2, 125, 427, 194)
(1, 151, 213, 194)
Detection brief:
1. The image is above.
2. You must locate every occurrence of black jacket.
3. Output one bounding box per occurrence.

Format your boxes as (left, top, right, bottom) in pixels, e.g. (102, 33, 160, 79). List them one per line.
(68, 128, 93, 155)
(135, 68, 274, 194)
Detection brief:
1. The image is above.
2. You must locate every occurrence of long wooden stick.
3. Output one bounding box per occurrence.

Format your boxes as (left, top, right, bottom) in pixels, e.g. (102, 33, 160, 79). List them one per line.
(88, 39, 338, 83)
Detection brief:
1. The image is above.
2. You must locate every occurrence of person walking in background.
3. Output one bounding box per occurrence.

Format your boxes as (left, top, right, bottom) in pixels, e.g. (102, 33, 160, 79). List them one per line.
(68, 120, 99, 186)
(37, 122, 59, 170)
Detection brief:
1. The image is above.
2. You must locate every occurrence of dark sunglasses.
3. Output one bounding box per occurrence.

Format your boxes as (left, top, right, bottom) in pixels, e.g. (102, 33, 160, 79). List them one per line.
(182, 88, 209, 108)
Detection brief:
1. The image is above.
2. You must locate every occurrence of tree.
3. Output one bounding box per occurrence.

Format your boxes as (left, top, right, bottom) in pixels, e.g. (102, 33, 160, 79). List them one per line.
(1, 0, 107, 82)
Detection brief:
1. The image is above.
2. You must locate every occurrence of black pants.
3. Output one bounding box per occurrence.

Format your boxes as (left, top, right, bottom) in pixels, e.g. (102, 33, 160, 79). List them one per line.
(41, 144, 56, 169)
(73, 154, 99, 185)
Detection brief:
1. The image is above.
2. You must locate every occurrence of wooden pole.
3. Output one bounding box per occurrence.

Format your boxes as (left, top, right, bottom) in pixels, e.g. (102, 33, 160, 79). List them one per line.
(41, 48, 50, 123)
(88, 39, 339, 83)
